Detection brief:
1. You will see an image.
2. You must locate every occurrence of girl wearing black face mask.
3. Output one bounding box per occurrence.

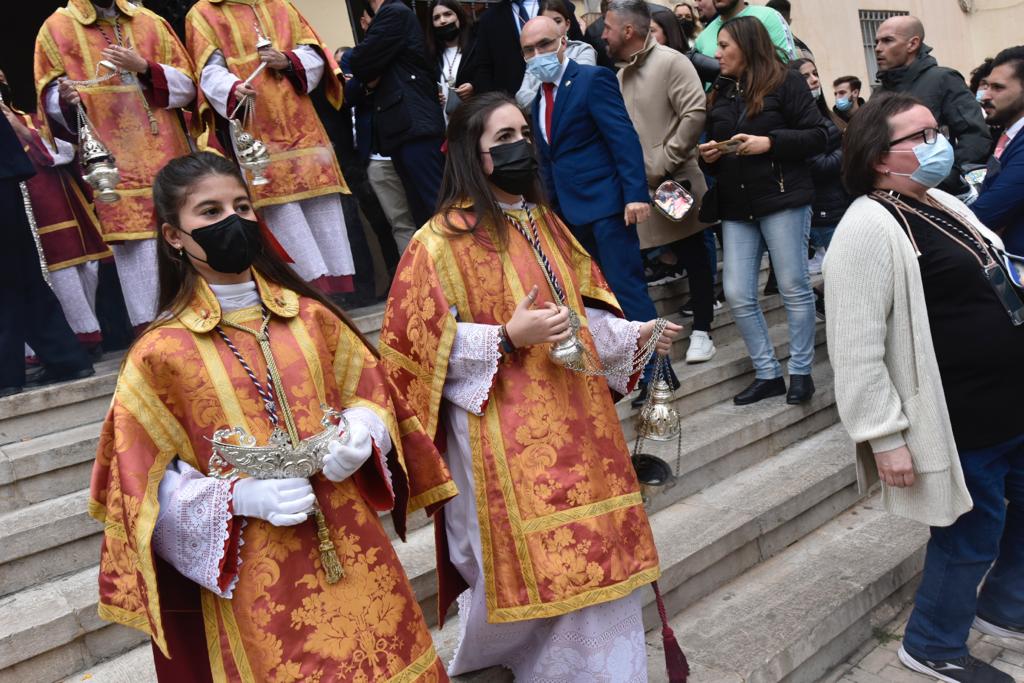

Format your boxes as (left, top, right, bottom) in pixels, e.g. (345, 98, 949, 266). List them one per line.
(425, 0, 479, 122)
(97, 151, 456, 680)
(380, 91, 681, 682)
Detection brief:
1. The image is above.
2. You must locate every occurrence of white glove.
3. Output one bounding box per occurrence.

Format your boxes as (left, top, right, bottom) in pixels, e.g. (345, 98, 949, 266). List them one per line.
(323, 419, 373, 482)
(231, 477, 315, 526)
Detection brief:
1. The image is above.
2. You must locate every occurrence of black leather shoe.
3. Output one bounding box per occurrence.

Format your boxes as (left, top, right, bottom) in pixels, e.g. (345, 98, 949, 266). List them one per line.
(25, 366, 95, 388)
(786, 374, 815, 404)
(734, 377, 786, 405)
(631, 382, 648, 408)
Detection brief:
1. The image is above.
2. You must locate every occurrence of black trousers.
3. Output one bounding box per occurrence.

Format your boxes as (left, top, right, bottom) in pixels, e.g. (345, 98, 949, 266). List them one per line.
(670, 231, 715, 333)
(340, 193, 377, 298)
(390, 137, 445, 229)
(0, 183, 91, 388)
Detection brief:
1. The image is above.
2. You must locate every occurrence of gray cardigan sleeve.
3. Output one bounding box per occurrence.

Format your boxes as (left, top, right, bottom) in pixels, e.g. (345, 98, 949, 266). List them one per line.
(823, 209, 910, 454)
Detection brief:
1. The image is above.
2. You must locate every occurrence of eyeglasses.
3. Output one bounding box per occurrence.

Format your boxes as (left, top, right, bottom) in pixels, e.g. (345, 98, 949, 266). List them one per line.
(522, 36, 560, 59)
(888, 127, 939, 148)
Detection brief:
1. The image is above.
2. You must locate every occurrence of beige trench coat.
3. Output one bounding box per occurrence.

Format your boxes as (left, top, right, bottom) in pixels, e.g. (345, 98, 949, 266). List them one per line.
(617, 36, 708, 248)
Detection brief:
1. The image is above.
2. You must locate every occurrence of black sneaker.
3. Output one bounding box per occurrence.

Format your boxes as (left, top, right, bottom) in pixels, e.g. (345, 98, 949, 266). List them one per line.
(973, 615, 1024, 640)
(679, 298, 723, 317)
(898, 645, 1014, 682)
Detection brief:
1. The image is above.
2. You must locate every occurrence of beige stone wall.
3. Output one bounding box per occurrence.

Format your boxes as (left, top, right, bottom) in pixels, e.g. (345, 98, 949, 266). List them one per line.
(291, 0, 356, 56)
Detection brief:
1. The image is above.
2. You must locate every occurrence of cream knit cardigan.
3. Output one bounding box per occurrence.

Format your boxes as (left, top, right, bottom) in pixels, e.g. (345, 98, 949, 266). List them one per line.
(822, 189, 995, 528)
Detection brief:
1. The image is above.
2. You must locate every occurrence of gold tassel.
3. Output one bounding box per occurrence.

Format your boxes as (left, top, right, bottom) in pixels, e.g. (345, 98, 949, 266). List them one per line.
(313, 506, 344, 583)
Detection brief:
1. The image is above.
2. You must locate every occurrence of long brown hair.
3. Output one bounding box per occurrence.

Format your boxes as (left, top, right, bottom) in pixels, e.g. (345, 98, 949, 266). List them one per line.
(718, 16, 786, 118)
(149, 151, 376, 353)
(435, 92, 547, 248)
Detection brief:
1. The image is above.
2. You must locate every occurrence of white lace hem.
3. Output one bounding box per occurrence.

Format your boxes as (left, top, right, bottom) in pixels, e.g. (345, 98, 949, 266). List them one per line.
(443, 322, 502, 416)
(586, 308, 643, 395)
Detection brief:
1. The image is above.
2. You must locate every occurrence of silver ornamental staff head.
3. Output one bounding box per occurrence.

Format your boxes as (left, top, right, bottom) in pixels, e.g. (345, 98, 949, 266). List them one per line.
(230, 118, 271, 186)
(208, 411, 347, 480)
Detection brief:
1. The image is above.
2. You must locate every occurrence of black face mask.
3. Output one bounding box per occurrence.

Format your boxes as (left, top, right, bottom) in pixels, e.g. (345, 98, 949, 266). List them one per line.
(434, 22, 460, 43)
(487, 139, 538, 196)
(183, 213, 262, 274)
(678, 18, 695, 35)
(0, 82, 12, 106)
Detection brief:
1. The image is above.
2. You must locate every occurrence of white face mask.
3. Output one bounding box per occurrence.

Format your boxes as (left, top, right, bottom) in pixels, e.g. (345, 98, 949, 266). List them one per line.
(810, 86, 822, 99)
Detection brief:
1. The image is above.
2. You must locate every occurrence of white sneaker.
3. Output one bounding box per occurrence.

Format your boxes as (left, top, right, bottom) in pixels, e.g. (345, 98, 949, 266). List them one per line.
(973, 615, 1024, 640)
(807, 247, 825, 275)
(686, 330, 715, 363)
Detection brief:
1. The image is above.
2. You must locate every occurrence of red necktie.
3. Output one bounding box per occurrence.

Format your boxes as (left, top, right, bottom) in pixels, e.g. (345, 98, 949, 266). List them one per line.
(995, 132, 1010, 159)
(543, 82, 555, 144)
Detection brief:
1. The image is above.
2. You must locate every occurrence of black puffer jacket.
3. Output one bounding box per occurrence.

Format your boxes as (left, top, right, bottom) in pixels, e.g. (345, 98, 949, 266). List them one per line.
(702, 70, 829, 221)
(808, 115, 851, 227)
(349, 0, 445, 154)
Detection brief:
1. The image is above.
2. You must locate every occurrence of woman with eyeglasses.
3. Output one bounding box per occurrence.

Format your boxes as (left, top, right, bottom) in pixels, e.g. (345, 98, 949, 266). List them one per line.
(379, 92, 679, 680)
(825, 92, 1024, 683)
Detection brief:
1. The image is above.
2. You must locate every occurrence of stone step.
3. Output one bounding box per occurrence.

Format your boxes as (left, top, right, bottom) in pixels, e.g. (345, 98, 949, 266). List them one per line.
(0, 321, 828, 601)
(60, 420, 856, 683)
(0, 255, 770, 447)
(646, 494, 928, 683)
(0, 274, 802, 516)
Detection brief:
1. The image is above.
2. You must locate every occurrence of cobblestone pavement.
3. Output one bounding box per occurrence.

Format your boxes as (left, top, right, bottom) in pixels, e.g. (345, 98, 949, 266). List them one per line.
(823, 605, 1024, 682)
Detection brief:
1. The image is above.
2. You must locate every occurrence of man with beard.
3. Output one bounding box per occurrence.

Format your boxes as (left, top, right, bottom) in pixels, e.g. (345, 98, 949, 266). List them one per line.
(692, 0, 796, 66)
(973, 46, 1024, 257)
(871, 15, 991, 197)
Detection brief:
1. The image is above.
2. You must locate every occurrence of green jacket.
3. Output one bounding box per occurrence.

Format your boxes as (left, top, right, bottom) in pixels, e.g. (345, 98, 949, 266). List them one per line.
(693, 6, 797, 66)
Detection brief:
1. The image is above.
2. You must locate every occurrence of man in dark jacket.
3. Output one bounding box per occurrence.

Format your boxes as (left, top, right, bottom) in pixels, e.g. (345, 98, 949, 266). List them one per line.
(973, 45, 1024, 256)
(0, 114, 93, 396)
(871, 15, 991, 196)
(350, 0, 446, 228)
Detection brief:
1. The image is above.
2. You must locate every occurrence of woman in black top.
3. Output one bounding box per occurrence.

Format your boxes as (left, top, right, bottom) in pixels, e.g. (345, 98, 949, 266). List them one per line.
(825, 93, 1023, 683)
(698, 16, 828, 406)
(424, 0, 478, 122)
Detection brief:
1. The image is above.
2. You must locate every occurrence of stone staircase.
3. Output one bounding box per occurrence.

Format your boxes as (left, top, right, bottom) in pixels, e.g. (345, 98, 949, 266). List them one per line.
(0, 265, 930, 683)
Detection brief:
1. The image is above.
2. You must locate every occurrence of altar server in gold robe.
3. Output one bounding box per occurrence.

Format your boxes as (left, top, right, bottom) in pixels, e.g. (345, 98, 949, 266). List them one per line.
(91, 151, 456, 681)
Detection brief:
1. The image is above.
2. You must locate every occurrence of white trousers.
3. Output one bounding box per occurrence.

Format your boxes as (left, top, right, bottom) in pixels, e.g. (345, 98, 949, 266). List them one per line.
(49, 260, 101, 334)
(261, 193, 355, 282)
(110, 239, 158, 327)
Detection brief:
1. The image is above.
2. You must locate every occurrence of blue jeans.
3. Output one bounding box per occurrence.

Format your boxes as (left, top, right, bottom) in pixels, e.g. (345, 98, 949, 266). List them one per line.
(722, 206, 815, 379)
(810, 225, 836, 250)
(903, 432, 1024, 660)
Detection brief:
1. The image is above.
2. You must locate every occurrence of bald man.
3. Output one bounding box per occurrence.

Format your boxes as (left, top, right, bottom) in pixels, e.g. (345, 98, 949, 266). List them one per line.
(872, 15, 991, 196)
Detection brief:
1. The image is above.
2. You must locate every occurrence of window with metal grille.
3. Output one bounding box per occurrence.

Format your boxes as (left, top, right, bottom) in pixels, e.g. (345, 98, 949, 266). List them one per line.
(860, 9, 910, 85)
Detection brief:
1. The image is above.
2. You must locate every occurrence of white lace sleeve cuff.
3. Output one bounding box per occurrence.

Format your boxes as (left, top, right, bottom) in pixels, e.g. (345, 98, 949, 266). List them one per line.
(341, 406, 393, 497)
(443, 322, 502, 416)
(152, 459, 241, 599)
(293, 44, 325, 92)
(162, 63, 197, 109)
(586, 307, 642, 395)
(200, 50, 236, 119)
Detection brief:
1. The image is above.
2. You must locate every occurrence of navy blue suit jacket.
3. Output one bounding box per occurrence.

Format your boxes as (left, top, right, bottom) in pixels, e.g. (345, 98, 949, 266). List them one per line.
(532, 60, 649, 227)
(973, 129, 1024, 255)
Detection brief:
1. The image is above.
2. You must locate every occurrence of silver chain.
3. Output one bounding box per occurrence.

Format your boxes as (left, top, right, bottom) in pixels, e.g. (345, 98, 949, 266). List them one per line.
(505, 203, 669, 378)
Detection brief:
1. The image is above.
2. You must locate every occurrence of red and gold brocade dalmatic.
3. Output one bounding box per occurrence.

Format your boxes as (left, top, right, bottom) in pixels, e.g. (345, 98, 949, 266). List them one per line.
(185, 0, 348, 209)
(379, 207, 660, 624)
(17, 111, 110, 270)
(34, 0, 200, 242)
(90, 271, 457, 682)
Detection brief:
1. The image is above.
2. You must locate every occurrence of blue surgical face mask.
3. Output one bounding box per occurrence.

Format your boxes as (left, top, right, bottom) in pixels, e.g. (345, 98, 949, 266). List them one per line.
(975, 89, 988, 103)
(526, 50, 562, 83)
(835, 96, 853, 112)
(888, 133, 955, 189)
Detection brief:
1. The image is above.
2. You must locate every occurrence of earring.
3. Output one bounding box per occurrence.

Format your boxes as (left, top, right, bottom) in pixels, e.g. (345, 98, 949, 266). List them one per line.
(176, 246, 184, 257)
